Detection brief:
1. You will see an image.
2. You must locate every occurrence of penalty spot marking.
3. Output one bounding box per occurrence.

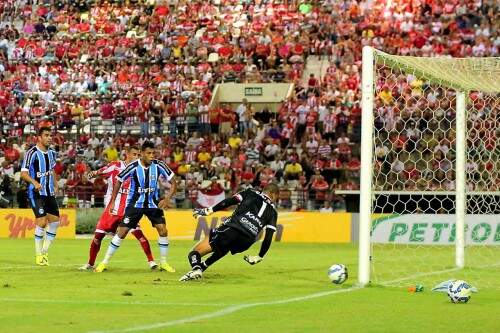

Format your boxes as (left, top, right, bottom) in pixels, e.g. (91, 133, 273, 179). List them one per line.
(88, 286, 361, 333)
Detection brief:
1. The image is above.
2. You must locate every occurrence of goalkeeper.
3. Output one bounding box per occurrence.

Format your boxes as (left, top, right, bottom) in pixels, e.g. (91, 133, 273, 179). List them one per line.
(179, 184, 279, 282)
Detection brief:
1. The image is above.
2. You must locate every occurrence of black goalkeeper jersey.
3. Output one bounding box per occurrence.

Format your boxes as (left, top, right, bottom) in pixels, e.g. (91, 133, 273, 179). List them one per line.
(224, 188, 278, 238)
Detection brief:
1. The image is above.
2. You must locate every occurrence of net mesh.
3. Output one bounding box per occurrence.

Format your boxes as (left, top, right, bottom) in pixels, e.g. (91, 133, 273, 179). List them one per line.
(369, 50, 500, 290)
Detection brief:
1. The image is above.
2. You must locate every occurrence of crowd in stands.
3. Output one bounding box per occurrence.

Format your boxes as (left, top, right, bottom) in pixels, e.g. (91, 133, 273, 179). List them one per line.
(0, 0, 498, 210)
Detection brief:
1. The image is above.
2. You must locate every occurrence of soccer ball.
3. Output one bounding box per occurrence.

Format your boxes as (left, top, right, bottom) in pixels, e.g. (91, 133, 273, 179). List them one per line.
(328, 264, 348, 284)
(447, 280, 472, 303)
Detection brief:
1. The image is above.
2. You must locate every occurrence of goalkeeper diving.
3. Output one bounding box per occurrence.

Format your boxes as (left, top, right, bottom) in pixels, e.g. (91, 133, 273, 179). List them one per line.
(179, 184, 279, 281)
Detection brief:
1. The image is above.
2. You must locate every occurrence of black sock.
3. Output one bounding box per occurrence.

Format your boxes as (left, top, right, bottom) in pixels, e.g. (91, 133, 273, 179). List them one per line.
(203, 250, 228, 270)
(188, 251, 202, 270)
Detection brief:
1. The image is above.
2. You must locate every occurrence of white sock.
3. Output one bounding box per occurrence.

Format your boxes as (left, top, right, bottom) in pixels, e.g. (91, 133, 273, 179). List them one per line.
(158, 237, 169, 264)
(34, 226, 45, 255)
(42, 221, 59, 254)
(102, 235, 123, 264)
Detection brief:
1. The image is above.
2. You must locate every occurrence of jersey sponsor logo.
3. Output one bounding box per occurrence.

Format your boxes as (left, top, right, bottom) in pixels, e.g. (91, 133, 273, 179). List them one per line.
(118, 188, 130, 194)
(137, 187, 155, 194)
(240, 216, 259, 235)
(244, 211, 263, 228)
(36, 171, 51, 178)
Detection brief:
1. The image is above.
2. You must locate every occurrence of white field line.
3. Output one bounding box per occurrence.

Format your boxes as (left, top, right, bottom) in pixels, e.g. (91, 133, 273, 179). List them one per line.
(379, 262, 500, 286)
(87, 286, 362, 333)
(0, 298, 231, 307)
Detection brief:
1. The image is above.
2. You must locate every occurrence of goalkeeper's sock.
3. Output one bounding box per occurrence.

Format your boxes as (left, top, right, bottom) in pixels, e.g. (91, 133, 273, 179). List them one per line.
(88, 232, 106, 266)
(42, 221, 59, 254)
(102, 234, 123, 264)
(34, 225, 45, 255)
(158, 236, 169, 264)
(188, 251, 202, 270)
(204, 250, 228, 269)
(132, 229, 154, 262)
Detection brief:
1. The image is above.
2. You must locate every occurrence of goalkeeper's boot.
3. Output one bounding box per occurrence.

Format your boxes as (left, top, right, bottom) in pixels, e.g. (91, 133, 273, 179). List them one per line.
(78, 264, 94, 271)
(35, 255, 47, 266)
(94, 262, 107, 273)
(179, 269, 203, 282)
(42, 253, 49, 266)
(149, 261, 158, 270)
(159, 262, 176, 272)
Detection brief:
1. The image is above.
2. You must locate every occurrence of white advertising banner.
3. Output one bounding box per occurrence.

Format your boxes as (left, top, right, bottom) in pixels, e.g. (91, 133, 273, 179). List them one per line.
(371, 214, 500, 245)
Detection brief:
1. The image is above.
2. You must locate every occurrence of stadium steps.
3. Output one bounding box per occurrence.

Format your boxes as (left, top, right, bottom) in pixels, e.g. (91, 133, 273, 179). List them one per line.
(301, 55, 329, 86)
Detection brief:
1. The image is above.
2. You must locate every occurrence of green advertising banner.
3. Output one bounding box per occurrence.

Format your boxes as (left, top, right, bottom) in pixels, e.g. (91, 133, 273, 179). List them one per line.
(371, 215, 500, 245)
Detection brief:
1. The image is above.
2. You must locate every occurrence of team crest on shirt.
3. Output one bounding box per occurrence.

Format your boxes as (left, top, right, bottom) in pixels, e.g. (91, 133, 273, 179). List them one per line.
(123, 217, 130, 224)
(39, 208, 44, 215)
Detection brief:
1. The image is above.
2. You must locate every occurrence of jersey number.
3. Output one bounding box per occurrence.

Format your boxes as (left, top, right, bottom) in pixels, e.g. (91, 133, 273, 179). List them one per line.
(258, 202, 268, 218)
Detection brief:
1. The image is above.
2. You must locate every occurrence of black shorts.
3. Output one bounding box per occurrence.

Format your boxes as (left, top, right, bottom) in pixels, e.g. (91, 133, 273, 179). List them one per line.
(209, 225, 255, 255)
(120, 207, 165, 229)
(29, 193, 60, 219)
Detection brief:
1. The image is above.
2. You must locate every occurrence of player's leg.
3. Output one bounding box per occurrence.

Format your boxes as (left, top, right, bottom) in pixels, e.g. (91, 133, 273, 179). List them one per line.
(80, 208, 116, 270)
(151, 210, 175, 272)
(130, 226, 157, 269)
(199, 227, 233, 272)
(30, 194, 49, 265)
(40, 196, 61, 264)
(95, 209, 140, 272)
(187, 236, 213, 271)
(180, 226, 230, 281)
(34, 216, 48, 265)
(80, 230, 106, 271)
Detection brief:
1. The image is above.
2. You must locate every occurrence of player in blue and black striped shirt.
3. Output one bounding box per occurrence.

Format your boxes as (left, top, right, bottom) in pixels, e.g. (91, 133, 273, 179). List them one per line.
(95, 140, 177, 273)
(20, 127, 60, 266)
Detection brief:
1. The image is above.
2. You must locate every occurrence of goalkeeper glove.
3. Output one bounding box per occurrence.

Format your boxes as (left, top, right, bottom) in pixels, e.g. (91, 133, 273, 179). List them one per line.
(243, 255, 263, 265)
(193, 207, 213, 219)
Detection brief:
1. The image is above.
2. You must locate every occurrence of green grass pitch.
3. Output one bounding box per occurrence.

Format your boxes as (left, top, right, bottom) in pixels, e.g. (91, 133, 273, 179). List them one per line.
(1, 239, 499, 333)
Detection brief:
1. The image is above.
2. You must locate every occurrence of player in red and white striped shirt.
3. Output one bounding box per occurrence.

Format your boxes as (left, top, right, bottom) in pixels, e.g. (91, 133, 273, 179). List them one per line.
(79, 145, 156, 271)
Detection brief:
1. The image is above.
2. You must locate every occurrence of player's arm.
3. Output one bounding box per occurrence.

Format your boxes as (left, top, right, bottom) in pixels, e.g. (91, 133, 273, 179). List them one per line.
(109, 163, 135, 213)
(87, 162, 115, 179)
(157, 161, 176, 209)
(193, 192, 244, 218)
(244, 213, 278, 265)
(52, 170, 59, 194)
(20, 150, 41, 191)
(52, 151, 59, 194)
(108, 179, 122, 214)
(158, 176, 177, 209)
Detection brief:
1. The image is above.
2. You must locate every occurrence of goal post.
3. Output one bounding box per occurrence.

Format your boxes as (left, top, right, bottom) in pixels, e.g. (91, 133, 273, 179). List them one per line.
(359, 46, 500, 289)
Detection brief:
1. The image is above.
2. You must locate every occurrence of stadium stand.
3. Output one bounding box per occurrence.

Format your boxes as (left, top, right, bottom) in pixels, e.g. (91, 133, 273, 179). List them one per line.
(0, 0, 498, 210)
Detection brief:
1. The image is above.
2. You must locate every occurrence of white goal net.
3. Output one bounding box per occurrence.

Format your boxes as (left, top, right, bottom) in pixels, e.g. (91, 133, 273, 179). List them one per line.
(359, 47, 500, 290)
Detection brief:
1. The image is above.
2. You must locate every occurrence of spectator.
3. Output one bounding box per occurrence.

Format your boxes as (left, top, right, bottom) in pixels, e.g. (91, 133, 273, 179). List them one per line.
(103, 143, 118, 162)
(284, 157, 303, 181)
(320, 201, 334, 213)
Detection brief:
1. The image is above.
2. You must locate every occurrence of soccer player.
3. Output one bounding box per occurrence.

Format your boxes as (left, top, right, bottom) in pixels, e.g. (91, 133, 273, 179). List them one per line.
(20, 127, 60, 266)
(79, 145, 157, 271)
(179, 183, 279, 282)
(94, 141, 177, 273)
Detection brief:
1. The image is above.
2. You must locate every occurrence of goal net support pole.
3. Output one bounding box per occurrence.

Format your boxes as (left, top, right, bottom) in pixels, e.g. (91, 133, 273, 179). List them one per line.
(358, 46, 375, 286)
(455, 91, 466, 269)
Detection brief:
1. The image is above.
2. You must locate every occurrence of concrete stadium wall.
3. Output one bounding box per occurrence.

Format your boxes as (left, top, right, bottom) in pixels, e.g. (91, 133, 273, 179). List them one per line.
(209, 83, 294, 112)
